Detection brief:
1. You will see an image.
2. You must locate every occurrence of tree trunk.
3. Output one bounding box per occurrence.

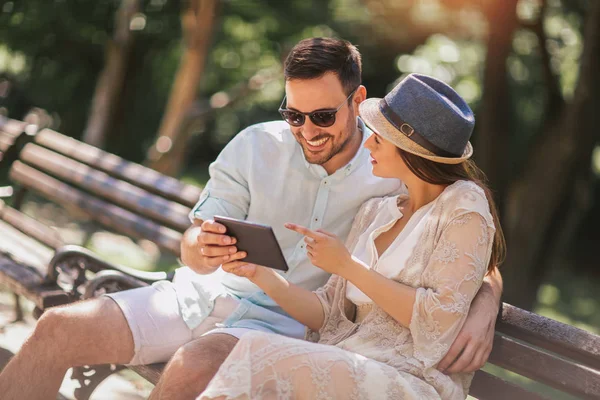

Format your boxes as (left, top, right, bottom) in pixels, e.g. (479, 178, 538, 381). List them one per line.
(475, 0, 519, 208)
(146, 0, 218, 176)
(82, 0, 140, 147)
(501, 0, 600, 308)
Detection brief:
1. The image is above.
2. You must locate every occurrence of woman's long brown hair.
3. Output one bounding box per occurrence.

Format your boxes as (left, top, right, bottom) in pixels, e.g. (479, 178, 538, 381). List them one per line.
(398, 149, 506, 274)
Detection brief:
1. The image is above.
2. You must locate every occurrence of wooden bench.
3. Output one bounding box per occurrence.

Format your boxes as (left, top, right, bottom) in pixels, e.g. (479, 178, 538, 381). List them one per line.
(0, 123, 598, 399)
(0, 123, 201, 398)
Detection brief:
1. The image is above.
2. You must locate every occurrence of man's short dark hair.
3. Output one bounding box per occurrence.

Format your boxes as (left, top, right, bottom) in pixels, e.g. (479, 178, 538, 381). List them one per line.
(284, 37, 362, 96)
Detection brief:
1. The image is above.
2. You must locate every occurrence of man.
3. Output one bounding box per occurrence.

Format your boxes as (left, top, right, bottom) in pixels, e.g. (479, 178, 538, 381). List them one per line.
(0, 38, 502, 400)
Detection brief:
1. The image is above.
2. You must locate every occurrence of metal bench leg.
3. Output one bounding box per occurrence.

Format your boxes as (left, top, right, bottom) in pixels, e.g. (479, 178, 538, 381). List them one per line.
(72, 364, 126, 400)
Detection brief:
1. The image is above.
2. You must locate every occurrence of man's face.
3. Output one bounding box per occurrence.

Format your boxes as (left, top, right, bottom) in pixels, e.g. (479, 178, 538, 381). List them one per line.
(284, 72, 359, 167)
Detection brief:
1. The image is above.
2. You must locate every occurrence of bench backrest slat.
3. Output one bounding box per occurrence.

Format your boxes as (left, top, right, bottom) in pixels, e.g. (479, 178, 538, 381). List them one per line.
(10, 161, 182, 255)
(497, 303, 600, 371)
(20, 143, 192, 233)
(489, 333, 600, 399)
(0, 200, 65, 250)
(469, 370, 548, 400)
(35, 129, 203, 208)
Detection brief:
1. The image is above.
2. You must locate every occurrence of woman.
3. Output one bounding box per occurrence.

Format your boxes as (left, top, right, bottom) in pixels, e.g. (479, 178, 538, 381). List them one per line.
(199, 73, 505, 399)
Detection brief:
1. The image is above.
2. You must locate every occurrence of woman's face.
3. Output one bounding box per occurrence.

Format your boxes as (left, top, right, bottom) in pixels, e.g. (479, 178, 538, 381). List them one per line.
(364, 132, 411, 179)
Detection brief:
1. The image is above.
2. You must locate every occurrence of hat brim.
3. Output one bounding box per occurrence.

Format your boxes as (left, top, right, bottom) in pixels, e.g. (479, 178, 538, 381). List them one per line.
(359, 98, 472, 165)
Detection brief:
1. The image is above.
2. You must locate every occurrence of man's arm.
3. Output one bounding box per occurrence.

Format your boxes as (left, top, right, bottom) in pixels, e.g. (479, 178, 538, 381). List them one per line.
(437, 267, 503, 373)
(181, 128, 256, 274)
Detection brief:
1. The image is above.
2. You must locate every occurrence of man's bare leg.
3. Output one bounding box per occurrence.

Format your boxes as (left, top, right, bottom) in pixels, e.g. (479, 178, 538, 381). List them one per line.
(0, 297, 134, 400)
(150, 333, 238, 400)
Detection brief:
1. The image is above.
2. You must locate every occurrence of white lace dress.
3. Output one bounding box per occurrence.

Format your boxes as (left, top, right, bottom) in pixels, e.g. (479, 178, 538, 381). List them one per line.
(199, 181, 495, 400)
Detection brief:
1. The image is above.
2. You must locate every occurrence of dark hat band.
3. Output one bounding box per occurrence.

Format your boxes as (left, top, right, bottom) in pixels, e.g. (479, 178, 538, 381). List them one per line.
(379, 99, 460, 158)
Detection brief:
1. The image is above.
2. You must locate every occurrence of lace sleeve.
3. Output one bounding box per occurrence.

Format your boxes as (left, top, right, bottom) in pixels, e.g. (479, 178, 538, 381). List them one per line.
(409, 211, 494, 368)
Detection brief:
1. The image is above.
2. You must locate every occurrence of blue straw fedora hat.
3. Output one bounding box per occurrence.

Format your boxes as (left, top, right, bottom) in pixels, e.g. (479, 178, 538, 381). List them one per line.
(359, 73, 475, 164)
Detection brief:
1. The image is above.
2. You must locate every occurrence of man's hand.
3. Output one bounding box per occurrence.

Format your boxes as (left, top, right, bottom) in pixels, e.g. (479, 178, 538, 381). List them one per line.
(437, 289, 498, 374)
(181, 219, 245, 274)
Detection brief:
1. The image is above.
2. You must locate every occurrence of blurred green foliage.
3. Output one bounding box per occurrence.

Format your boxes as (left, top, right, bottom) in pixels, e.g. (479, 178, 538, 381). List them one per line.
(0, 0, 589, 178)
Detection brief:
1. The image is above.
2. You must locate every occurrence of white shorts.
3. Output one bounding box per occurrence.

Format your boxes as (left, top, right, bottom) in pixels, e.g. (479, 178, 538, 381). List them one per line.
(106, 281, 252, 365)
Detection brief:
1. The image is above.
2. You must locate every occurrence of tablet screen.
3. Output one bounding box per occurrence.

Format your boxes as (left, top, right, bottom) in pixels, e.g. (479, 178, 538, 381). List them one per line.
(214, 216, 289, 272)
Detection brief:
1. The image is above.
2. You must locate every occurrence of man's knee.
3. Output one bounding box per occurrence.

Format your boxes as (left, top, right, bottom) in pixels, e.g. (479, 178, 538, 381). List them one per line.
(167, 334, 238, 381)
(28, 297, 133, 363)
(30, 305, 71, 349)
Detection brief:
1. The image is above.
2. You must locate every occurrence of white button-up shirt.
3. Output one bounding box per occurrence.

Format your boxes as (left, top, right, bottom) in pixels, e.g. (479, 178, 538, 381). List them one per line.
(174, 118, 404, 329)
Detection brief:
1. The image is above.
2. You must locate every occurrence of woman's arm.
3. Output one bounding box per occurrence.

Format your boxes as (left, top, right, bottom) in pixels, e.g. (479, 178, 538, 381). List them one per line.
(338, 259, 501, 330)
(221, 263, 325, 332)
(341, 259, 417, 327)
(284, 223, 419, 327)
(287, 213, 493, 369)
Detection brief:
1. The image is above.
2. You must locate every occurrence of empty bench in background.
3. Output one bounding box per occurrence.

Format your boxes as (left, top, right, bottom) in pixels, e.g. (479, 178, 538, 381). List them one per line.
(0, 122, 599, 399)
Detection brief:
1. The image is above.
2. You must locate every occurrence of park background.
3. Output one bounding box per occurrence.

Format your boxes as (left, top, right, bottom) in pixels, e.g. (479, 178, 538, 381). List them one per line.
(0, 0, 598, 398)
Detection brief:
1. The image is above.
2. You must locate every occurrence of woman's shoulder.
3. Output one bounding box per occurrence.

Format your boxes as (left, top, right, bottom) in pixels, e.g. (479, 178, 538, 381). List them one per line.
(441, 180, 493, 222)
(358, 196, 390, 214)
(351, 196, 396, 231)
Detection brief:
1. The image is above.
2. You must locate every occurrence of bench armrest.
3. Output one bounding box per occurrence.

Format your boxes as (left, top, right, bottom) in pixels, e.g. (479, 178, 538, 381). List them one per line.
(48, 245, 175, 285)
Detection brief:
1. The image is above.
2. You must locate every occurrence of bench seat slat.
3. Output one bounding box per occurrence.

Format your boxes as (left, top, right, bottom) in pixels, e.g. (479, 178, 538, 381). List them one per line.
(489, 333, 600, 399)
(20, 143, 192, 233)
(128, 364, 164, 385)
(10, 161, 182, 256)
(35, 130, 202, 208)
(469, 370, 548, 400)
(498, 303, 600, 370)
(0, 253, 71, 310)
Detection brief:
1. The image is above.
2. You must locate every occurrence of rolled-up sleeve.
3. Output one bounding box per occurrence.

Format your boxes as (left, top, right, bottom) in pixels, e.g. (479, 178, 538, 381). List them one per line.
(188, 130, 252, 223)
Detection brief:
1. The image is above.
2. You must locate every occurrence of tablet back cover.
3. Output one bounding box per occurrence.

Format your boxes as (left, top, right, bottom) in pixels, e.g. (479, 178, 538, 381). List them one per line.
(214, 216, 289, 272)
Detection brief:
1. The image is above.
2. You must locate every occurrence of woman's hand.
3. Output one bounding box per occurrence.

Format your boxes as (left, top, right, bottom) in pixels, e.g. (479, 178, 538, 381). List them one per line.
(222, 256, 280, 291)
(220, 250, 260, 279)
(285, 223, 352, 275)
(221, 258, 258, 279)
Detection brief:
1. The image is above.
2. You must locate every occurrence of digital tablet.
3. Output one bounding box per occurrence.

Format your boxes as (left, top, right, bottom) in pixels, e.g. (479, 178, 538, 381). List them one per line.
(213, 216, 289, 272)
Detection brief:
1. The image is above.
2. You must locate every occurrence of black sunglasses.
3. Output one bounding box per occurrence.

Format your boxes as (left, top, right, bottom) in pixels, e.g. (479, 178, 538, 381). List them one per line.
(278, 88, 358, 128)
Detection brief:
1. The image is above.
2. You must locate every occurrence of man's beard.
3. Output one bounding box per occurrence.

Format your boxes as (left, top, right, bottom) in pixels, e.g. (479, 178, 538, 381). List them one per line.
(298, 132, 352, 166)
(296, 114, 356, 166)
